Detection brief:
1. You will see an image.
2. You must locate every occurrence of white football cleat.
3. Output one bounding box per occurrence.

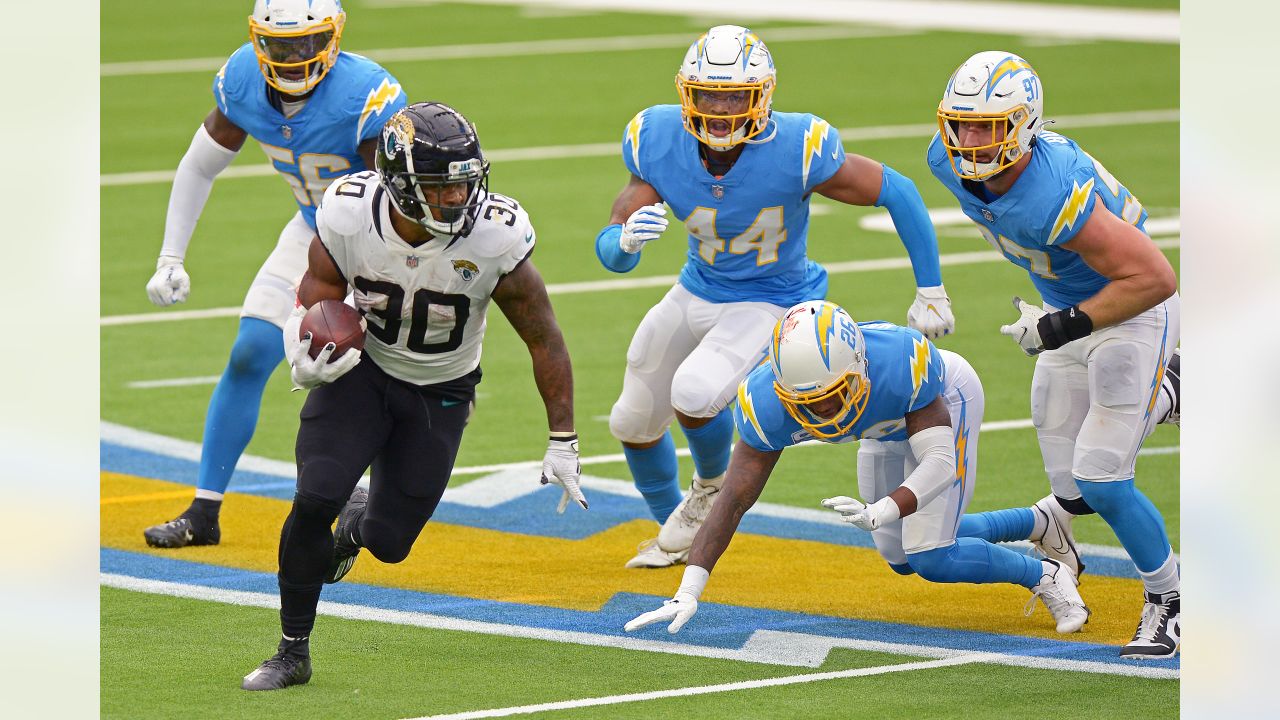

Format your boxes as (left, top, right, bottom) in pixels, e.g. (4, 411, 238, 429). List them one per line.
(1120, 590, 1180, 659)
(656, 474, 724, 554)
(1030, 494, 1085, 580)
(624, 538, 687, 569)
(1025, 559, 1091, 633)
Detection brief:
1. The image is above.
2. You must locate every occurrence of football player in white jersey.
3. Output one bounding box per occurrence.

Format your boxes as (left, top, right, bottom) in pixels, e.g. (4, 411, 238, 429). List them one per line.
(142, 0, 406, 549)
(930, 51, 1181, 658)
(241, 102, 586, 691)
(595, 26, 953, 570)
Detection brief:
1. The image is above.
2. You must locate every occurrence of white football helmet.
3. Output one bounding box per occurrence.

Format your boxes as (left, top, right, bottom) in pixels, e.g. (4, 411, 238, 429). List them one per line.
(937, 50, 1044, 180)
(769, 301, 870, 440)
(675, 25, 777, 151)
(249, 0, 346, 95)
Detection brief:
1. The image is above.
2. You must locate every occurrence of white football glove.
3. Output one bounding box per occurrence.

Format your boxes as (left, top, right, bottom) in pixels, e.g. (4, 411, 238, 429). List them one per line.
(623, 590, 699, 634)
(999, 296, 1048, 356)
(289, 334, 361, 391)
(145, 255, 191, 306)
(283, 304, 306, 362)
(540, 435, 587, 513)
(619, 203, 669, 254)
(821, 495, 899, 532)
(907, 285, 955, 340)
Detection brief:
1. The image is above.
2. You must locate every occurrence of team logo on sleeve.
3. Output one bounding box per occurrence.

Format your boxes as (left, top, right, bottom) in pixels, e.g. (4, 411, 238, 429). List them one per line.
(909, 337, 931, 406)
(801, 118, 831, 188)
(625, 111, 644, 172)
(452, 259, 480, 281)
(357, 79, 404, 144)
(1048, 178, 1096, 245)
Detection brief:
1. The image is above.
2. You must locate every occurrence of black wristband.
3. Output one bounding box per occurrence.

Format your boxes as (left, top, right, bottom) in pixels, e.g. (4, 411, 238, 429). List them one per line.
(1037, 305, 1094, 351)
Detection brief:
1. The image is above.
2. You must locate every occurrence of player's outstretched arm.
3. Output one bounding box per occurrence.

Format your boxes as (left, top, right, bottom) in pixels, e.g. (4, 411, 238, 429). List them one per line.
(625, 441, 780, 634)
(146, 109, 248, 308)
(813, 156, 952, 339)
(596, 175, 666, 273)
(1060, 205, 1178, 329)
(493, 259, 587, 512)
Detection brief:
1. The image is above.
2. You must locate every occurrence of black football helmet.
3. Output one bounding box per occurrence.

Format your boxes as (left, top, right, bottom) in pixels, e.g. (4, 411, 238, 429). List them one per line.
(376, 102, 489, 237)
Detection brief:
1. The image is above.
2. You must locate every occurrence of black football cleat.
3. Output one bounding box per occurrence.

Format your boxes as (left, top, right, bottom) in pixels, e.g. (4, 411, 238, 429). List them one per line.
(241, 637, 312, 691)
(143, 515, 220, 549)
(327, 486, 369, 584)
(1120, 591, 1180, 659)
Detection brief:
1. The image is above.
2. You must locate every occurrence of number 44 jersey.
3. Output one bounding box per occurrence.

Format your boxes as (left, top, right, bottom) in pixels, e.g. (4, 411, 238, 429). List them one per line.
(315, 171, 535, 386)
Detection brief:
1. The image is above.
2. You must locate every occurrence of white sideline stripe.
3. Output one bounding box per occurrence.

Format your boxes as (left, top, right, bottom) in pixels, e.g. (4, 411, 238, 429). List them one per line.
(99, 421, 1174, 563)
(100, 573, 1178, 694)
(99, 25, 908, 78)
(371, 0, 1179, 44)
(98, 108, 1179, 187)
(125, 375, 222, 389)
(100, 237, 1181, 328)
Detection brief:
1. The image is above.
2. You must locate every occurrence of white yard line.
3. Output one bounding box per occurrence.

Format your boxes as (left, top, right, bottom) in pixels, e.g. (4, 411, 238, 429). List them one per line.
(367, 0, 1179, 44)
(99, 109, 1179, 187)
(99, 25, 908, 78)
(100, 573, 1179, 698)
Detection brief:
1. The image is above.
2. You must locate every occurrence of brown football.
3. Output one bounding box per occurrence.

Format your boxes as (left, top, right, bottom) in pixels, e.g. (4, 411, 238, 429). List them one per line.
(299, 300, 366, 360)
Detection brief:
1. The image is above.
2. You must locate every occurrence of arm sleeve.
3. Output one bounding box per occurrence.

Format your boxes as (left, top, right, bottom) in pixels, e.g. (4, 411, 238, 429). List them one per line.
(595, 224, 640, 274)
(901, 425, 957, 509)
(160, 124, 240, 259)
(875, 165, 942, 287)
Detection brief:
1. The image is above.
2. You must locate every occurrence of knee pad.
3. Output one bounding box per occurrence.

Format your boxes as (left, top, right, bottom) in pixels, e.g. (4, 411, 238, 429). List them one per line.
(670, 370, 722, 419)
(1090, 342, 1144, 411)
(226, 318, 285, 378)
(609, 397, 668, 444)
(905, 546, 953, 583)
(290, 491, 344, 526)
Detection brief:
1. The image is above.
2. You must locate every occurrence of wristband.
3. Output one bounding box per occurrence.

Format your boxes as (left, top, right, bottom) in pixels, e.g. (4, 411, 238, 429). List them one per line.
(1037, 305, 1093, 351)
(677, 565, 711, 600)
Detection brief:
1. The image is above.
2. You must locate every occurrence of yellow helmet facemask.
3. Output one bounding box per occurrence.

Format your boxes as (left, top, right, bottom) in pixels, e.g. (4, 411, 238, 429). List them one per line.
(936, 104, 1032, 181)
(249, 13, 346, 95)
(774, 371, 870, 440)
(676, 78, 775, 150)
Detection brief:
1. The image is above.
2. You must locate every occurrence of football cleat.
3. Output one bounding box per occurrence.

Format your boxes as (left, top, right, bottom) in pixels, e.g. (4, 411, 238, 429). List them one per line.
(1030, 494, 1085, 580)
(625, 538, 687, 569)
(1120, 590, 1180, 659)
(656, 474, 724, 554)
(327, 485, 368, 584)
(143, 515, 220, 549)
(1025, 559, 1090, 633)
(241, 636, 312, 691)
(1159, 348, 1180, 427)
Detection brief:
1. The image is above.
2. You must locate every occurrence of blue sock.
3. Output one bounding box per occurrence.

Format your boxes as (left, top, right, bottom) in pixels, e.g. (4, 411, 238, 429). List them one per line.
(907, 538, 1043, 588)
(197, 317, 284, 495)
(623, 431, 681, 524)
(680, 408, 733, 480)
(1076, 478, 1171, 573)
(958, 507, 1035, 543)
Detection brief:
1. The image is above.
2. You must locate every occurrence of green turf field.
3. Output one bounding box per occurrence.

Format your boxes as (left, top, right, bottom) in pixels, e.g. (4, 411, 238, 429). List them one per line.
(101, 1, 1180, 717)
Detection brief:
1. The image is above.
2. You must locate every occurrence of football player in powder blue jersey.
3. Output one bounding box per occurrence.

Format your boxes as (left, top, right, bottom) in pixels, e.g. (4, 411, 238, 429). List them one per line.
(930, 51, 1181, 659)
(624, 300, 1089, 637)
(595, 26, 952, 569)
(142, 0, 406, 549)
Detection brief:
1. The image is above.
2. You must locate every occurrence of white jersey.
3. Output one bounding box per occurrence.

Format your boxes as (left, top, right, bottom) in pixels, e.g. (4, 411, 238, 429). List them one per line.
(315, 170, 535, 386)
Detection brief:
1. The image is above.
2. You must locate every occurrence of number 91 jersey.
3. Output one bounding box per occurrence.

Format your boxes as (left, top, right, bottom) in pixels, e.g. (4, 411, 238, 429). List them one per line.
(622, 105, 845, 306)
(315, 171, 536, 386)
(214, 44, 406, 231)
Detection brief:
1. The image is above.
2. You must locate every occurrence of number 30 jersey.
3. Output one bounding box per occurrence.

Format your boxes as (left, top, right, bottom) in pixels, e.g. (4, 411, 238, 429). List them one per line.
(214, 44, 406, 230)
(315, 171, 536, 386)
(621, 105, 846, 307)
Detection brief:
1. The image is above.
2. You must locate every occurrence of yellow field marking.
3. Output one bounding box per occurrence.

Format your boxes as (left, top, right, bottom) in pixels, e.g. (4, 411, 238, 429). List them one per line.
(102, 472, 1147, 644)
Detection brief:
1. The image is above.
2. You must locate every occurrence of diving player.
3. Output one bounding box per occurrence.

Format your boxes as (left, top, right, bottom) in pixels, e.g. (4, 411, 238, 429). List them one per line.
(241, 102, 586, 690)
(623, 300, 1089, 637)
(596, 25, 952, 569)
(142, 0, 406, 549)
(930, 51, 1181, 658)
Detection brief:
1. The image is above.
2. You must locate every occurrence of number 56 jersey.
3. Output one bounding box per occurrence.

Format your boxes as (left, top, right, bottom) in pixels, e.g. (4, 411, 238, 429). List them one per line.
(315, 171, 536, 386)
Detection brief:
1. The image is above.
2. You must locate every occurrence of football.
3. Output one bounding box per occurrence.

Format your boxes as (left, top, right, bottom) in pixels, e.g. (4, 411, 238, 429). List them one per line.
(299, 300, 366, 360)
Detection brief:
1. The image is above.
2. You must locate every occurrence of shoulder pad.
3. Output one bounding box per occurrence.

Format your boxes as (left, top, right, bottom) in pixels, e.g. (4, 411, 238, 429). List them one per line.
(466, 193, 534, 259)
(317, 172, 377, 237)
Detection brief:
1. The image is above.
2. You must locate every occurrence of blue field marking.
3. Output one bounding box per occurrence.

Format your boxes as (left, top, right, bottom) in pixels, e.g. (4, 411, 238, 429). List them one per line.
(102, 440, 1144, 579)
(101, 548, 1177, 671)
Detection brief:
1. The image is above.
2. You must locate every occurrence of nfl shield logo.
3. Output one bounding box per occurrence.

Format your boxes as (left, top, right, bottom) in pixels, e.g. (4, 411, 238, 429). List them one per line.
(982, 208, 994, 222)
(711, 184, 725, 200)
(406, 256, 419, 268)
(281, 125, 292, 140)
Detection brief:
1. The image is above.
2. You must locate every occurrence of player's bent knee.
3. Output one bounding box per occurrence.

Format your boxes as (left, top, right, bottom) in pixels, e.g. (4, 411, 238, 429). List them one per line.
(226, 318, 285, 378)
(888, 562, 916, 576)
(670, 375, 721, 419)
(608, 401, 664, 444)
(291, 491, 344, 526)
(359, 518, 417, 564)
(1073, 443, 1130, 481)
(1075, 478, 1135, 516)
(905, 546, 956, 583)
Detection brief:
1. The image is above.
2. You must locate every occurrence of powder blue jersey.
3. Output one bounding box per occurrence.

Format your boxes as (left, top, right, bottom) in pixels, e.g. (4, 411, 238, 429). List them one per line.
(927, 130, 1148, 308)
(213, 44, 406, 230)
(622, 105, 845, 306)
(734, 323, 947, 451)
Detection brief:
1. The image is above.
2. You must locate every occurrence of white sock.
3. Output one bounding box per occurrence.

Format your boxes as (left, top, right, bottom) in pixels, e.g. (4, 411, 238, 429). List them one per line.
(1139, 550, 1180, 595)
(195, 488, 225, 502)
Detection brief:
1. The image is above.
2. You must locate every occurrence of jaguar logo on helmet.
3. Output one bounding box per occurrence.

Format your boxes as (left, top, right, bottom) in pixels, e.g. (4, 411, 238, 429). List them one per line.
(452, 259, 480, 281)
(385, 113, 414, 155)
